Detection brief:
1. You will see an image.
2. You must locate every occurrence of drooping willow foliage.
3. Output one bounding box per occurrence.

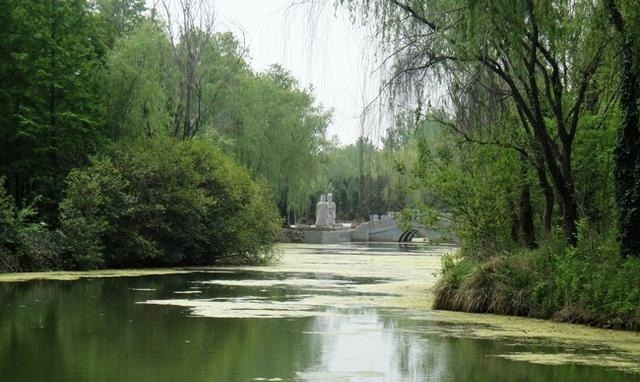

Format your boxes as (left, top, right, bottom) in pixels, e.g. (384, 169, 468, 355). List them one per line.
(332, 0, 639, 255)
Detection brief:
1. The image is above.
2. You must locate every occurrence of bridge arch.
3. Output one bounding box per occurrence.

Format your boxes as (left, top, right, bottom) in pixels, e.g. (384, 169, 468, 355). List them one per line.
(398, 229, 418, 242)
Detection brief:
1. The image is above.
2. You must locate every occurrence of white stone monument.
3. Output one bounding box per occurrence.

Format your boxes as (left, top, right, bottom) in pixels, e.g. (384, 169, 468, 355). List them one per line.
(315, 193, 336, 227)
(328, 193, 336, 225)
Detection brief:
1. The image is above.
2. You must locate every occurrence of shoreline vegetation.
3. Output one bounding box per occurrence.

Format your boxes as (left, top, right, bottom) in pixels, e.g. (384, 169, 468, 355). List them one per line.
(329, 0, 640, 332)
(1, 1, 333, 274)
(3, 242, 640, 374)
(432, 231, 640, 331)
(0, 138, 281, 272)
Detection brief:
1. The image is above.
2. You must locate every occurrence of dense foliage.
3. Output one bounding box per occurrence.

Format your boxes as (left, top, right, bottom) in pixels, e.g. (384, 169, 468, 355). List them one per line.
(335, 0, 640, 328)
(0, 181, 59, 272)
(3, 0, 639, 331)
(0, 0, 329, 271)
(434, 226, 640, 330)
(59, 138, 280, 269)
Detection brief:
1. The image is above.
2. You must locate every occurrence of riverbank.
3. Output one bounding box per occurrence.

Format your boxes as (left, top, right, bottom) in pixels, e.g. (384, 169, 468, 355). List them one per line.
(238, 244, 640, 373)
(2, 243, 640, 375)
(433, 239, 640, 331)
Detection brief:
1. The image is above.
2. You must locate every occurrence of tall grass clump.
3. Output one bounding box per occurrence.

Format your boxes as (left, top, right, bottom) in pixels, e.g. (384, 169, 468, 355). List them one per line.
(434, 222, 640, 330)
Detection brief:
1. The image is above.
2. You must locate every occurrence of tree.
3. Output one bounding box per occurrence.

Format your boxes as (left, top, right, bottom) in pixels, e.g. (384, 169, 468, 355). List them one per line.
(438, 68, 542, 246)
(0, 0, 107, 219)
(104, 10, 331, 223)
(160, 0, 249, 140)
(334, 0, 609, 244)
(104, 21, 173, 139)
(95, 0, 147, 42)
(605, 0, 640, 258)
(218, 65, 330, 223)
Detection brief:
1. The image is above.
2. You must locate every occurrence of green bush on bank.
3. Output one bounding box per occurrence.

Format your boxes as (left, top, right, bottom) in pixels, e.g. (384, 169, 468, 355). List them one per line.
(434, 225, 640, 330)
(0, 137, 281, 272)
(0, 181, 60, 272)
(56, 137, 280, 269)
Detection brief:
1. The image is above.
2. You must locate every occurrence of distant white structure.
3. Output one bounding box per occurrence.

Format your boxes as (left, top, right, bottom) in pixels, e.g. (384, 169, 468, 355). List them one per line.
(327, 193, 336, 225)
(315, 193, 336, 227)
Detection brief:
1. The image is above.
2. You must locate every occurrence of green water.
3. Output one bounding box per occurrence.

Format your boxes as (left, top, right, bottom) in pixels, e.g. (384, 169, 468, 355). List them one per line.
(1, 246, 638, 381)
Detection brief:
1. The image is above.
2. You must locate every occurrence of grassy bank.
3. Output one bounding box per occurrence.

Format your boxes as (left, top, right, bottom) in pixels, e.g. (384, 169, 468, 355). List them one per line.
(433, 232, 640, 330)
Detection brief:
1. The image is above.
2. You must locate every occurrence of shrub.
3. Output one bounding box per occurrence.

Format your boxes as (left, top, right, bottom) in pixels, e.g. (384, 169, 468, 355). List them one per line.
(58, 158, 138, 269)
(59, 137, 280, 268)
(433, 223, 640, 330)
(433, 253, 476, 310)
(434, 253, 542, 316)
(0, 179, 58, 271)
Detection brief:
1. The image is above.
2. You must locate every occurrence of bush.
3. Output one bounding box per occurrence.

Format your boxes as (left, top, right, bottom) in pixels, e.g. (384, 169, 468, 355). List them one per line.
(58, 158, 137, 269)
(433, 224, 640, 330)
(551, 227, 640, 329)
(0, 179, 58, 271)
(59, 137, 280, 269)
(433, 252, 543, 316)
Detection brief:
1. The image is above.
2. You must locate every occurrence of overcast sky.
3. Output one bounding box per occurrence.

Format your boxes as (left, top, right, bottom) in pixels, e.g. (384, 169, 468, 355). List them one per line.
(156, 0, 381, 145)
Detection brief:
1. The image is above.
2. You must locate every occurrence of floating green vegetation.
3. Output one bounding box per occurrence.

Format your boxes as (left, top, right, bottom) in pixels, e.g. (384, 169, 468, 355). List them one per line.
(196, 278, 355, 288)
(402, 310, 640, 374)
(4, 243, 640, 374)
(492, 352, 640, 374)
(294, 370, 386, 381)
(0, 269, 190, 282)
(138, 296, 340, 319)
(229, 244, 640, 373)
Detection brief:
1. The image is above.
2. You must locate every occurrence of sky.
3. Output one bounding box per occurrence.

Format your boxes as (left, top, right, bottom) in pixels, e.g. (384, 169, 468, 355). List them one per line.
(157, 0, 381, 145)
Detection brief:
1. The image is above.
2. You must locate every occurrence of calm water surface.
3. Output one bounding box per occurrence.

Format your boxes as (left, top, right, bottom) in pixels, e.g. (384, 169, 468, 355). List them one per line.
(1, 243, 638, 381)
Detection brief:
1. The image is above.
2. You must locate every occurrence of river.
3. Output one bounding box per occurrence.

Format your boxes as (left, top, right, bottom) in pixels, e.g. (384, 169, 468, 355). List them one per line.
(1, 243, 639, 381)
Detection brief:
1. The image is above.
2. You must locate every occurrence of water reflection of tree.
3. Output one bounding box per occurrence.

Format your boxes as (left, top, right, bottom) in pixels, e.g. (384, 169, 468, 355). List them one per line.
(0, 275, 322, 381)
(1, 277, 638, 381)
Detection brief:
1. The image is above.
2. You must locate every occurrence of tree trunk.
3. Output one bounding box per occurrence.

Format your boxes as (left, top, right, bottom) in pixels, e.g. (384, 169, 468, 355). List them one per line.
(535, 164, 554, 235)
(358, 138, 367, 219)
(509, 190, 520, 244)
(560, 194, 578, 246)
(533, 124, 578, 245)
(520, 184, 537, 249)
(606, 0, 640, 258)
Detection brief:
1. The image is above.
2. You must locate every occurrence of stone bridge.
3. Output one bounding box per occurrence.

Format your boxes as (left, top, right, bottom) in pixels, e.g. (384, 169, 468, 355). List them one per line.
(300, 195, 455, 244)
(351, 214, 455, 243)
(300, 213, 456, 244)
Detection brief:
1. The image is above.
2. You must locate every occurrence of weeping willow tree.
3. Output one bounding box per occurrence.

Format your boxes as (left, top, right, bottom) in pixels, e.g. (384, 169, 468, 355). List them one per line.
(105, 21, 174, 139)
(205, 64, 331, 224)
(330, 0, 610, 245)
(104, 6, 331, 224)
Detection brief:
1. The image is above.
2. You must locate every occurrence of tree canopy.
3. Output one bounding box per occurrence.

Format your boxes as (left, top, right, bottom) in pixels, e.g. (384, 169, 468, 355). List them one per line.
(328, 0, 640, 328)
(0, 0, 331, 270)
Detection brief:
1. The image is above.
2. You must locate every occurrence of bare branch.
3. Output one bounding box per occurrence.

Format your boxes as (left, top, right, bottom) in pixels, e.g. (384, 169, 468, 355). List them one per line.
(388, 0, 439, 31)
(428, 113, 534, 166)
